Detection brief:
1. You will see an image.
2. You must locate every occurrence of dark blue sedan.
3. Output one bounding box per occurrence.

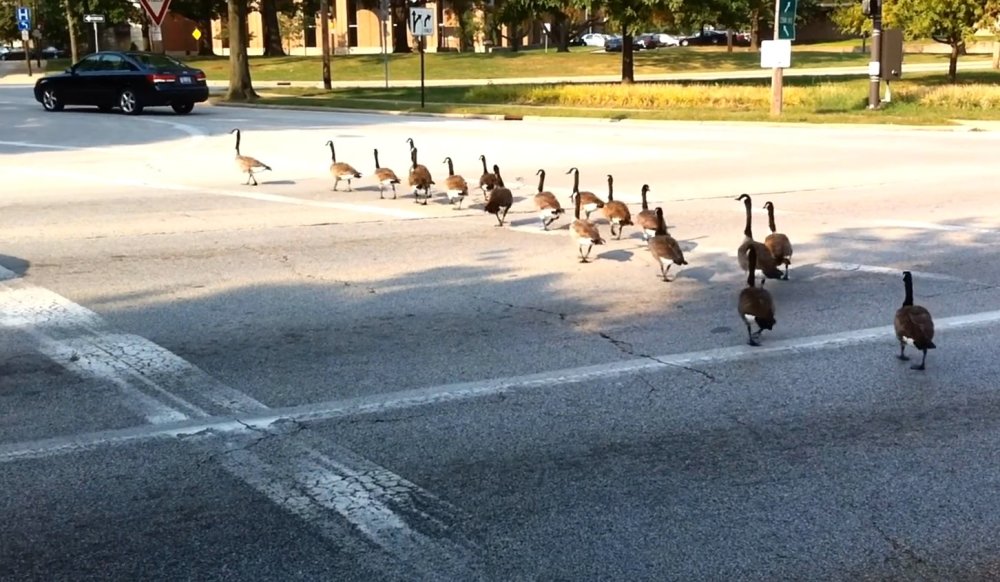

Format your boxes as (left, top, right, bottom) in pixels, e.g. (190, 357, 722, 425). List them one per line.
(33, 51, 209, 115)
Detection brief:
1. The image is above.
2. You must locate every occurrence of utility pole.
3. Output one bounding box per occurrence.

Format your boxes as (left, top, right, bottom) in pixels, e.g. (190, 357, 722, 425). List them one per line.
(770, 0, 782, 116)
(865, 0, 882, 109)
(319, 0, 331, 89)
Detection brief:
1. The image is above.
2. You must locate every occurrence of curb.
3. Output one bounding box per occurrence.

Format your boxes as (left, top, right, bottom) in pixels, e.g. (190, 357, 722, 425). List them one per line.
(210, 99, 995, 133)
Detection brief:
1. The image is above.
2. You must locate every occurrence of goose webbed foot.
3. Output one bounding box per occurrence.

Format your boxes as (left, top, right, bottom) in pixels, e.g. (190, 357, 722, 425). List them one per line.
(897, 343, 909, 361)
(910, 351, 927, 371)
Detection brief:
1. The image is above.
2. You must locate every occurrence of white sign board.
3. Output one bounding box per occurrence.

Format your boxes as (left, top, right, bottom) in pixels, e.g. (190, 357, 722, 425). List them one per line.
(83, 14, 105, 23)
(149, 24, 163, 41)
(868, 61, 881, 76)
(760, 39, 791, 69)
(21, 29, 29, 41)
(408, 7, 433, 37)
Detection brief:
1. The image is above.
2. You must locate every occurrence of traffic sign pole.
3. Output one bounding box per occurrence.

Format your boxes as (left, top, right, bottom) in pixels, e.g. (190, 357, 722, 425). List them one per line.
(408, 7, 433, 109)
(868, 0, 883, 109)
(770, 0, 783, 116)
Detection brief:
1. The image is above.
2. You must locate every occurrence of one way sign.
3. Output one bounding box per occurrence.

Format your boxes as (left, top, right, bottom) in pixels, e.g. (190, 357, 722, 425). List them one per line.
(409, 7, 433, 37)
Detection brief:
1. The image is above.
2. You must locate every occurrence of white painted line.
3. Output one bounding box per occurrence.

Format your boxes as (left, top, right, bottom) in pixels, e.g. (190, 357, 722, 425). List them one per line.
(0, 265, 479, 576)
(1, 166, 426, 220)
(812, 262, 984, 285)
(0, 140, 79, 151)
(137, 118, 207, 140)
(868, 219, 998, 235)
(5, 307, 1000, 465)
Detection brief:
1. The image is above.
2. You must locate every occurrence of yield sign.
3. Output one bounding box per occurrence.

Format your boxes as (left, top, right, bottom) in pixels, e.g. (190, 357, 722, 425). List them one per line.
(138, 0, 172, 26)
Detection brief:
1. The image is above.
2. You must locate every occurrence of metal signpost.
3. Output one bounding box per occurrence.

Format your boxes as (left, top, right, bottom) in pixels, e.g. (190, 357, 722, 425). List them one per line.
(83, 14, 104, 52)
(380, 0, 390, 88)
(409, 7, 433, 108)
(16, 7, 32, 76)
(138, 0, 172, 52)
(862, 0, 882, 109)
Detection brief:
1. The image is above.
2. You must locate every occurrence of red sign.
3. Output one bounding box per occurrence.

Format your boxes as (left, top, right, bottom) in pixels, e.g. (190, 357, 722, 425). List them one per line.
(138, 0, 172, 26)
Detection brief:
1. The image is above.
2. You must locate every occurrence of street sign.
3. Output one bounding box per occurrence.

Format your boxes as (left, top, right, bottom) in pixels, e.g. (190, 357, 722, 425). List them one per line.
(150, 24, 162, 42)
(21, 29, 29, 41)
(760, 39, 791, 68)
(83, 14, 105, 23)
(16, 6, 30, 21)
(408, 7, 433, 37)
(192, 28, 202, 41)
(18, 20, 30, 31)
(138, 0, 172, 27)
(777, 0, 797, 41)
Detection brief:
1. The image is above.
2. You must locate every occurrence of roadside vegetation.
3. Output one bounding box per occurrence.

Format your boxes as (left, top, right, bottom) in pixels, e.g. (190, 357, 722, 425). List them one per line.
(240, 71, 1000, 126)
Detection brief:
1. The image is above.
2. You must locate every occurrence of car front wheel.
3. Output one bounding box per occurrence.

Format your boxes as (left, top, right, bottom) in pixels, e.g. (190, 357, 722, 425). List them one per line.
(119, 89, 143, 115)
(41, 88, 63, 111)
(171, 102, 194, 115)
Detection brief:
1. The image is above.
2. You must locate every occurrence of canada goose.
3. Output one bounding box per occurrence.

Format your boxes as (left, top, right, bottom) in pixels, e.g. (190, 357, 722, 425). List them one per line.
(601, 174, 633, 240)
(894, 270, 936, 371)
(570, 182, 605, 263)
(737, 246, 776, 347)
(325, 140, 361, 191)
(442, 156, 469, 209)
(532, 169, 564, 230)
(763, 201, 793, 280)
(478, 154, 499, 196)
(407, 145, 434, 204)
(648, 207, 687, 282)
(484, 164, 513, 226)
(372, 148, 400, 199)
(635, 184, 658, 241)
(230, 128, 271, 186)
(736, 193, 784, 280)
(565, 167, 605, 220)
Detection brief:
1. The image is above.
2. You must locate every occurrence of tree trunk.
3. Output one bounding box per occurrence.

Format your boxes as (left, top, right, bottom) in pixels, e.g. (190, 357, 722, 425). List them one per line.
(64, 0, 78, 63)
(621, 24, 634, 84)
(198, 18, 215, 55)
(226, 0, 257, 101)
(726, 29, 733, 53)
(993, 39, 999, 70)
(749, 8, 760, 52)
(948, 42, 959, 82)
(261, 0, 285, 56)
(554, 12, 569, 52)
(391, 0, 411, 53)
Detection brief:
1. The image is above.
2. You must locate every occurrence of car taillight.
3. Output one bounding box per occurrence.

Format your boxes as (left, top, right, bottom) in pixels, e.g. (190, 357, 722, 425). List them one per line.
(147, 73, 176, 83)
(195, 72, 206, 81)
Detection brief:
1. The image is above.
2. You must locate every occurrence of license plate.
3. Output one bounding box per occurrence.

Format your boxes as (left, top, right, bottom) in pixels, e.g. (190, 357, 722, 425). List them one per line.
(179, 76, 191, 84)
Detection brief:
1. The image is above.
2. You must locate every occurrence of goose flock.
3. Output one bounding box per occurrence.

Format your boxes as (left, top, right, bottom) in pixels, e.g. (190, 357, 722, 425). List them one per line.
(227, 127, 938, 371)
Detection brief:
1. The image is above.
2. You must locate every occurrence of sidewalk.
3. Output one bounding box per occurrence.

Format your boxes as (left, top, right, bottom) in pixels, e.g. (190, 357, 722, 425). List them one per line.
(1, 59, 994, 88)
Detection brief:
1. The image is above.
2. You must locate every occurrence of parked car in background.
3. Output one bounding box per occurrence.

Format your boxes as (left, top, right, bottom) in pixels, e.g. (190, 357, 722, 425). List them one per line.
(654, 33, 681, 47)
(580, 33, 611, 47)
(604, 35, 645, 52)
(41, 46, 64, 59)
(635, 33, 661, 49)
(679, 29, 751, 47)
(33, 50, 209, 115)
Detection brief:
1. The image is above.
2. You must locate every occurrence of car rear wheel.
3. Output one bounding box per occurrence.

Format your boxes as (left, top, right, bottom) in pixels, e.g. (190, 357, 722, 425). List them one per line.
(118, 89, 143, 115)
(171, 102, 194, 115)
(41, 88, 63, 111)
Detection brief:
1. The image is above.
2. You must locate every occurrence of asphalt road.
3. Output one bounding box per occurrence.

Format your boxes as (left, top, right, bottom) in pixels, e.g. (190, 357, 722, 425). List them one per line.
(3, 86, 1000, 581)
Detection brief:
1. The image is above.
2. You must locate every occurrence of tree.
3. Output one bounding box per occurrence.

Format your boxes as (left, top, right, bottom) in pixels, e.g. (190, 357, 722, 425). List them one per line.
(830, 2, 872, 51)
(226, 0, 257, 100)
(983, 0, 1000, 69)
(883, 0, 985, 82)
(169, 0, 227, 55)
(601, 0, 659, 83)
(259, 0, 285, 55)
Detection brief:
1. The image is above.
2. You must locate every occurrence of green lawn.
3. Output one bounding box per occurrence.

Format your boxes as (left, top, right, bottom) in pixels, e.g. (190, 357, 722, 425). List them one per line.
(232, 71, 1000, 126)
(46, 45, 990, 83)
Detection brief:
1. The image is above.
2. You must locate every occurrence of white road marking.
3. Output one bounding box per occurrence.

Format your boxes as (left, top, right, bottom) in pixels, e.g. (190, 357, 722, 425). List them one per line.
(0, 166, 426, 220)
(137, 118, 207, 140)
(867, 219, 998, 235)
(5, 307, 1000, 464)
(812, 262, 983, 284)
(0, 265, 479, 577)
(0, 140, 79, 151)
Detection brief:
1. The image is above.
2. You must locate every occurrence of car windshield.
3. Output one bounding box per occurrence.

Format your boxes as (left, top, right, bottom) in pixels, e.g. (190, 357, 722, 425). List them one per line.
(126, 52, 188, 70)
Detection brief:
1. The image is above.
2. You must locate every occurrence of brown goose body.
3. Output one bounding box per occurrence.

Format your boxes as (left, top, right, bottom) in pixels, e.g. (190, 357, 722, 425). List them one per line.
(635, 184, 658, 241)
(763, 201, 793, 280)
(648, 206, 687, 282)
(326, 140, 361, 191)
(735, 193, 783, 280)
(894, 270, 936, 370)
(484, 164, 513, 226)
(442, 157, 469, 208)
(565, 167, 605, 219)
(601, 174, 632, 240)
(230, 128, 271, 186)
(406, 144, 434, 204)
(532, 169, 564, 230)
(478, 154, 499, 196)
(570, 182, 605, 263)
(372, 148, 400, 199)
(737, 246, 776, 346)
